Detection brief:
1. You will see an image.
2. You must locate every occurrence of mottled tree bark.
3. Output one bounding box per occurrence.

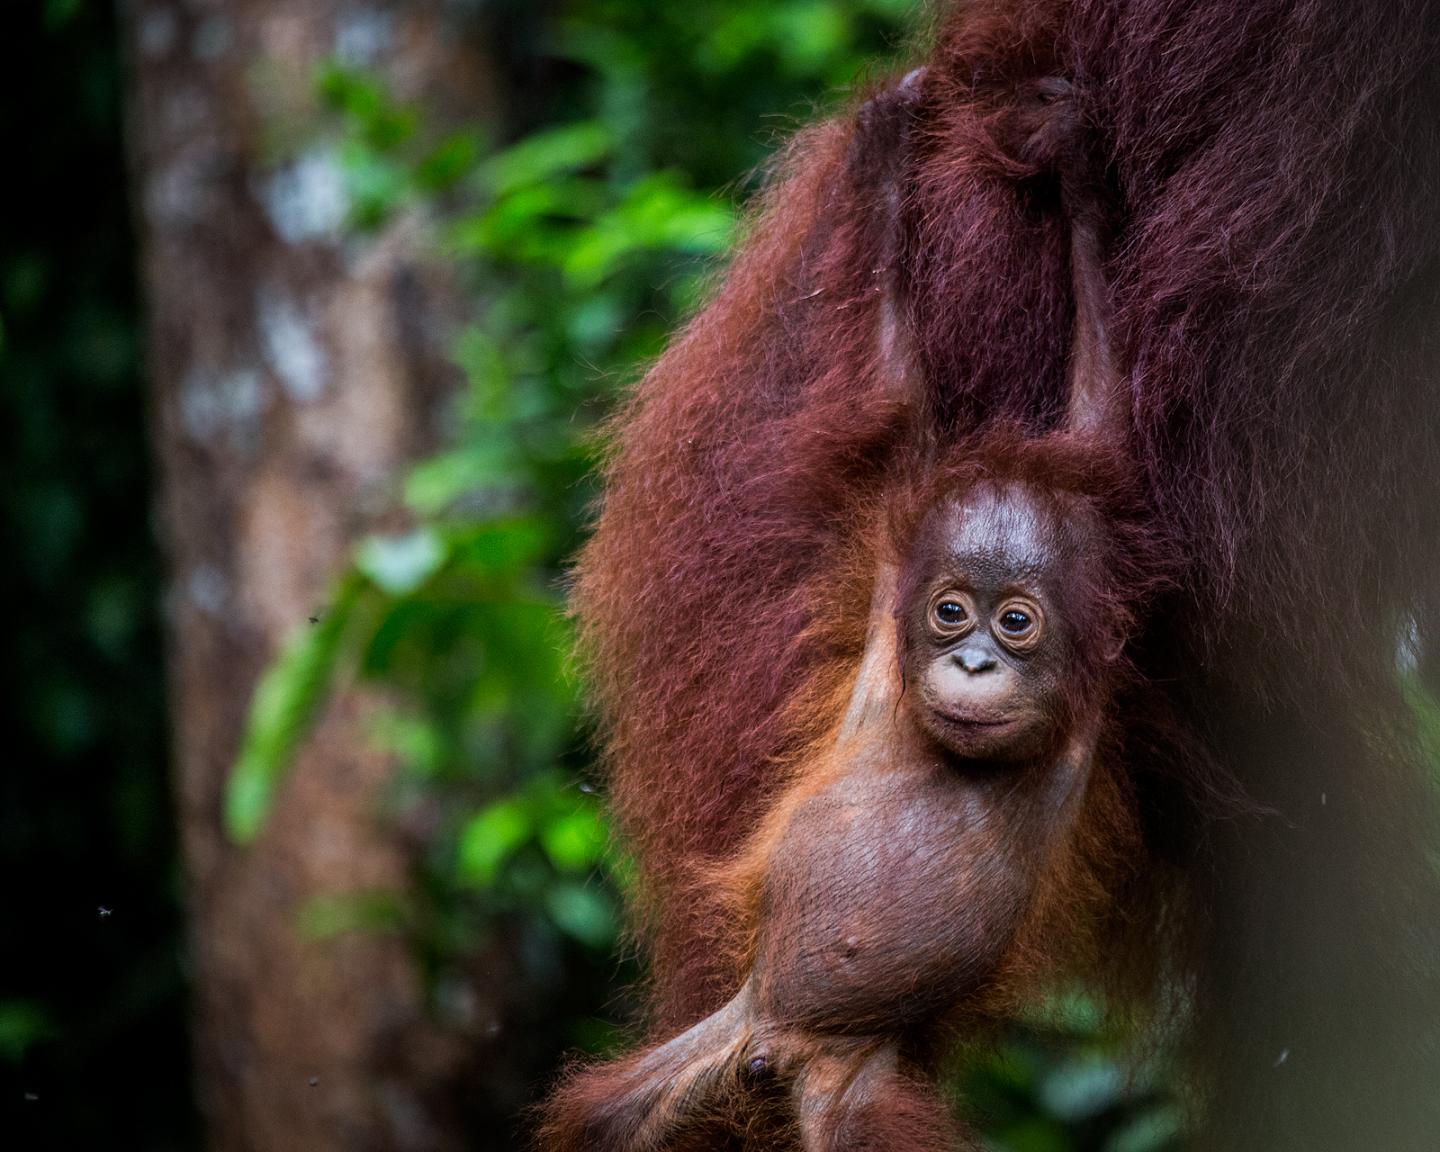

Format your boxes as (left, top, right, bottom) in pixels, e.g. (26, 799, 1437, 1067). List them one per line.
(122, 3, 493, 1149)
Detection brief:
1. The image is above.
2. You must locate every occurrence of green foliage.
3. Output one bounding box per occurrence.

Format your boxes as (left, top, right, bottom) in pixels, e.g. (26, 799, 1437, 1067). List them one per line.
(226, 574, 363, 842)
(957, 993, 1181, 1152)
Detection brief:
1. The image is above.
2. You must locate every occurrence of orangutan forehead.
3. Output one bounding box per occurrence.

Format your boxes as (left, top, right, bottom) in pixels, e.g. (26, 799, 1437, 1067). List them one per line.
(927, 483, 1068, 579)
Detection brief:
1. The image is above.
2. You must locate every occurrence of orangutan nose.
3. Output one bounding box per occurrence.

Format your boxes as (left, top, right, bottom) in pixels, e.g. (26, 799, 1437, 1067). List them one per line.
(953, 646, 997, 674)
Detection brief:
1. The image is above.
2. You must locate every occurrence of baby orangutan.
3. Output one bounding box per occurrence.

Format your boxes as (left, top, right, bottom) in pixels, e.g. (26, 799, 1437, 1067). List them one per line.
(539, 87, 1156, 1150)
(540, 437, 1157, 1152)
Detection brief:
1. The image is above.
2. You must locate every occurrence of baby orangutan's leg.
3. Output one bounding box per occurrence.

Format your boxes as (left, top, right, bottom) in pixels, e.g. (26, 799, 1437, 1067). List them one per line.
(789, 1038, 965, 1152)
(538, 985, 756, 1152)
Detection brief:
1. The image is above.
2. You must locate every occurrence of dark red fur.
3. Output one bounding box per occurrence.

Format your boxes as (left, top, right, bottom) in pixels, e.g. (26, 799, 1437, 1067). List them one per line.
(570, 1, 1440, 1148)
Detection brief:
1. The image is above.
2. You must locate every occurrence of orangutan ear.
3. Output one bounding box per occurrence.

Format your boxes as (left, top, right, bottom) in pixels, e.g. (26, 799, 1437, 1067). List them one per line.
(846, 68, 927, 397)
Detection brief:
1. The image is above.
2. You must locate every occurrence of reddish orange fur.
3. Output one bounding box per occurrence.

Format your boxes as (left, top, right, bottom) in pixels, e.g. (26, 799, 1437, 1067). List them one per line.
(568, 0, 1440, 1147)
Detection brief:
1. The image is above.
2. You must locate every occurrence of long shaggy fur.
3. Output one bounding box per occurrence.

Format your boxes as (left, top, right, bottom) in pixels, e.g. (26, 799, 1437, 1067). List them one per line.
(570, 1, 1440, 1148)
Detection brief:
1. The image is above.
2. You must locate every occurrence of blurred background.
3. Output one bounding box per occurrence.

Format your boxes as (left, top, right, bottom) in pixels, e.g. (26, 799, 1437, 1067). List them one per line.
(0, 2, 1180, 1149)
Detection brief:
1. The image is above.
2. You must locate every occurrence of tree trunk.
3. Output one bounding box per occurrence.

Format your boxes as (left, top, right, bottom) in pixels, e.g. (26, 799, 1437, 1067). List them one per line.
(122, 3, 493, 1148)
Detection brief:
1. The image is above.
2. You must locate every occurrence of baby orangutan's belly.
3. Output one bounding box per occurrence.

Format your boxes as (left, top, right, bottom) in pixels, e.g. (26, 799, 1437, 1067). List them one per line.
(749, 764, 1028, 1034)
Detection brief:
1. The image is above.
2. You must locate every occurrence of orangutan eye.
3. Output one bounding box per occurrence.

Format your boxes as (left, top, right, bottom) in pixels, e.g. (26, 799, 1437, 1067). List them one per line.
(929, 590, 976, 637)
(999, 609, 1031, 633)
(935, 600, 967, 626)
(994, 598, 1044, 650)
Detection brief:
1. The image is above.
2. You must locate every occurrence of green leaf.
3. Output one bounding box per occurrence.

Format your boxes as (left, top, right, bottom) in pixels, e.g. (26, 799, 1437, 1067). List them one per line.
(338, 140, 410, 227)
(479, 122, 614, 197)
(771, 3, 854, 76)
(317, 64, 384, 118)
(451, 180, 609, 264)
(355, 528, 448, 595)
(316, 64, 416, 150)
(224, 577, 360, 843)
(417, 132, 483, 190)
(564, 294, 625, 351)
(1039, 1056, 1125, 1122)
(562, 174, 735, 288)
(988, 1117, 1070, 1152)
(449, 518, 553, 575)
(403, 444, 519, 516)
(457, 799, 533, 888)
(367, 711, 445, 778)
(545, 881, 617, 950)
(1105, 1106, 1185, 1152)
(539, 804, 608, 873)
